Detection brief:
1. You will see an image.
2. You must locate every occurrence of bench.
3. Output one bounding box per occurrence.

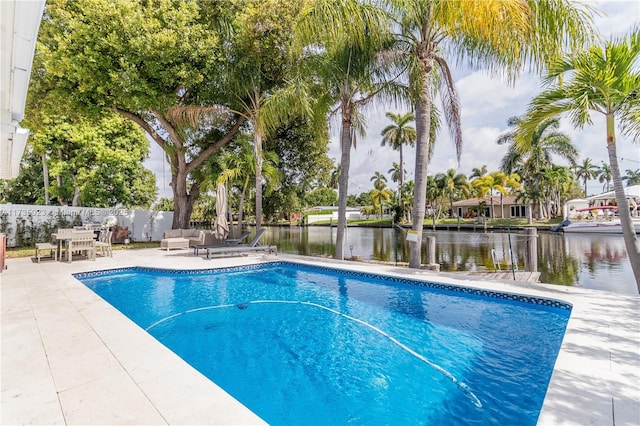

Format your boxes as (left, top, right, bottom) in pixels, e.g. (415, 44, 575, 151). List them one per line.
(35, 243, 58, 263)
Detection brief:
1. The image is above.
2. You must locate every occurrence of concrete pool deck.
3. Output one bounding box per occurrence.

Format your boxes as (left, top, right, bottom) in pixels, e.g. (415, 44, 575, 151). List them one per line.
(1, 249, 638, 425)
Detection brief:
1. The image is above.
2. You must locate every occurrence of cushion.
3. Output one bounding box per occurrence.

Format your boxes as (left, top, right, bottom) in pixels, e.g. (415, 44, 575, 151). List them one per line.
(181, 229, 200, 238)
(163, 229, 183, 239)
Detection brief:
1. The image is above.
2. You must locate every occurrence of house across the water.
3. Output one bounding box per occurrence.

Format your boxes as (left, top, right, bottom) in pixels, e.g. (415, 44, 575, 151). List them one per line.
(451, 195, 538, 219)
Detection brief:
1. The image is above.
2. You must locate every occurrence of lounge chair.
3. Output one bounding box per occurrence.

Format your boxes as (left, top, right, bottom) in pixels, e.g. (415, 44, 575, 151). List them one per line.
(205, 228, 277, 258)
(192, 230, 252, 256)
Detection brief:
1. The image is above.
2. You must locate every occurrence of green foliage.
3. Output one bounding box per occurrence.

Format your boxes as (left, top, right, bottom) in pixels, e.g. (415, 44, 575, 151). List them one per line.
(0, 211, 12, 236)
(153, 198, 175, 212)
(191, 194, 216, 224)
(1, 150, 47, 204)
(303, 188, 338, 208)
(13, 112, 157, 207)
(39, 0, 221, 112)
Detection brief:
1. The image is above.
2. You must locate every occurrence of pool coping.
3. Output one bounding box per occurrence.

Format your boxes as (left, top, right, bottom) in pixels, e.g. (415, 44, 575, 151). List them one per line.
(2, 249, 639, 425)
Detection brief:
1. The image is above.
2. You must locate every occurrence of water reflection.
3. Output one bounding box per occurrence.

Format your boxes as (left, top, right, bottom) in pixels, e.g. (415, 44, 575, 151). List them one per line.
(261, 226, 634, 295)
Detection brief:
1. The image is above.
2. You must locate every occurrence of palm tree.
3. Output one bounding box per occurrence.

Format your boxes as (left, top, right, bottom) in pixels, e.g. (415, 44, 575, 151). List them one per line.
(597, 163, 613, 192)
(498, 116, 578, 219)
(399, 179, 414, 223)
(388, 162, 404, 186)
(472, 171, 521, 219)
(390, 1, 592, 268)
(623, 169, 640, 186)
(217, 138, 280, 235)
(329, 164, 341, 190)
(575, 158, 599, 196)
(425, 175, 441, 229)
(312, 23, 397, 260)
(435, 169, 470, 218)
(380, 112, 416, 190)
(542, 166, 574, 217)
(371, 171, 388, 191)
(370, 188, 393, 219)
(470, 165, 488, 181)
(517, 28, 640, 290)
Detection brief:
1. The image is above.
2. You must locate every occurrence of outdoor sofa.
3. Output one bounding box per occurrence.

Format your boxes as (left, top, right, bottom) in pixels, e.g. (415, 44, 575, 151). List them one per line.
(162, 229, 207, 247)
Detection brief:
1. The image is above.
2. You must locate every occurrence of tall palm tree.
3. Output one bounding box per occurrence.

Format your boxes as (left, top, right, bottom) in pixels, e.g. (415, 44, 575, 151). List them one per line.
(390, 1, 593, 268)
(597, 163, 613, 192)
(380, 112, 416, 190)
(517, 28, 640, 290)
(498, 116, 578, 218)
(575, 158, 599, 196)
(311, 22, 397, 260)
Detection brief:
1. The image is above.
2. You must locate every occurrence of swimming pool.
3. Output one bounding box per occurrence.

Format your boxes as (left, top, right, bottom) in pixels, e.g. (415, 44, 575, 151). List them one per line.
(76, 261, 571, 425)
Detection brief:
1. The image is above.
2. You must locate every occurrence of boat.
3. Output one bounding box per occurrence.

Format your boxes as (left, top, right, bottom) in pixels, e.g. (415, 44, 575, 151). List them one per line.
(555, 219, 640, 234)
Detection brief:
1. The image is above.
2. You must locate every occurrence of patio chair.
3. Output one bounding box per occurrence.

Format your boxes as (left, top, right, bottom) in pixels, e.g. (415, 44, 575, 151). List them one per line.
(205, 228, 277, 258)
(54, 228, 75, 261)
(66, 230, 96, 263)
(95, 229, 113, 257)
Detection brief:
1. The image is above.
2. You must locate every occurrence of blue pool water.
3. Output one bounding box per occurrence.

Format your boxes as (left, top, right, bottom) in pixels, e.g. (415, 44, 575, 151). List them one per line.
(76, 261, 571, 425)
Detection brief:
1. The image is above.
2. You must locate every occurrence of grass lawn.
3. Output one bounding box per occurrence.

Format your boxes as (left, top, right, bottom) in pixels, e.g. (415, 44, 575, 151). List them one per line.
(6, 241, 161, 259)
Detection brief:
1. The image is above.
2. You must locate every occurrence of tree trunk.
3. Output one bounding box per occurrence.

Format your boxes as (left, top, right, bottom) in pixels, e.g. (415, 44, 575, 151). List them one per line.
(409, 52, 434, 268)
(56, 149, 66, 205)
(399, 144, 404, 189)
(254, 131, 264, 229)
(605, 115, 640, 291)
(490, 196, 495, 219)
(399, 145, 407, 223)
(71, 175, 80, 207)
(41, 155, 50, 205)
(238, 180, 248, 236)
(335, 102, 352, 260)
(171, 167, 199, 229)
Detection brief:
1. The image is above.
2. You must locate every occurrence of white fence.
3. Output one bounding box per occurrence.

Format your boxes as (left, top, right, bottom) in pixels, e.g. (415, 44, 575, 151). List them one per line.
(0, 204, 174, 247)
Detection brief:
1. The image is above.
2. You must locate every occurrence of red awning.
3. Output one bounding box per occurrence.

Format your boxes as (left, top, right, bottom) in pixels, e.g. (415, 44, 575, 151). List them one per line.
(576, 206, 618, 212)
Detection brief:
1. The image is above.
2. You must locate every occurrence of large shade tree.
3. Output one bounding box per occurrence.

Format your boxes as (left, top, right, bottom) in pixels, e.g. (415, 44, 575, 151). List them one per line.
(37, 0, 247, 228)
(390, 0, 593, 268)
(517, 28, 640, 290)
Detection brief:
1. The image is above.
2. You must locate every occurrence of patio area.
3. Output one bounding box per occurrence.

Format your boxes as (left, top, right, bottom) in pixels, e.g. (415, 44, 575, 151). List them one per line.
(1, 249, 638, 425)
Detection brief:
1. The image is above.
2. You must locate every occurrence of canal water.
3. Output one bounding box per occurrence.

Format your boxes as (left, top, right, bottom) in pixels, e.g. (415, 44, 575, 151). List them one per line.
(260, 226, 636, 296)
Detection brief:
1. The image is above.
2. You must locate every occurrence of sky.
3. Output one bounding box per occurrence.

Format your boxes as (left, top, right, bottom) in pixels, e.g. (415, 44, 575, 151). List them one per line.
(145, 0, 640, 199)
